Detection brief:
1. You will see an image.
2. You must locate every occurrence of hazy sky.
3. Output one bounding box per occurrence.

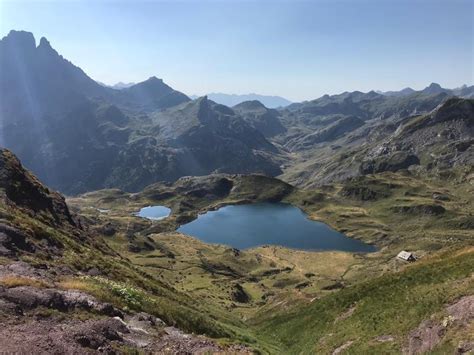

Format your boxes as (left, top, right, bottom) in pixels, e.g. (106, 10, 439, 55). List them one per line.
(0, 0, 472, 101)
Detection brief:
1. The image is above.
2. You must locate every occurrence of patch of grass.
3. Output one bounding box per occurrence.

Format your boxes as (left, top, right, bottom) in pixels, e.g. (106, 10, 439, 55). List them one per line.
(111, 344, 142, 355)
(33, 307, 65, 320)
(57, 278, 90, 291)
(0, 276, 50, 288)
(84, 276, 149, 310)
(58, 277, 128, 309)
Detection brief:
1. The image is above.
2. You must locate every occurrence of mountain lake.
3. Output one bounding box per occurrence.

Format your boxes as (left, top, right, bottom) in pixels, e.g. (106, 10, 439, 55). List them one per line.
(136, 205, 171, 220)
(177, 203, 376, 252)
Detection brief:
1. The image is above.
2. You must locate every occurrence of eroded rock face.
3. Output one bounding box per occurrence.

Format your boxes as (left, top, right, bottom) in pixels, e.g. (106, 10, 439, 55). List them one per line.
(391, 204, 446, 216)
(406, 320, 446, 354)
(0, 149, 119, 260)
(0, 318, 128, 353)
(74, 318, 128, 350)
(0, 225, 35, 256)
(0, 149, 75, 226)
(361, 98, 474, 177)
(405, 296, 474, 354)
(446, 295, 474, 324)
(0, 289, 251, 354)
(0, 286, 123, 317)
(360, 152, 420, 174)
(291, 116, 364, 151)
(233, 100, 287, 138)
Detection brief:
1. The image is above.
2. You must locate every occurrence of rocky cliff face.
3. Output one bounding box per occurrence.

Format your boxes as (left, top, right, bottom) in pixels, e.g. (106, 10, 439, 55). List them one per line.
(233, 100, 286, 138)
(0, 148, 113, 258)
(0, 149, 74, 226)
(362, 98, 474, 173)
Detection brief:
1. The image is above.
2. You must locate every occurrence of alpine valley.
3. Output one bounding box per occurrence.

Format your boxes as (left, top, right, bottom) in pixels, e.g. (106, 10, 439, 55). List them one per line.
(0, 30, 473, 354)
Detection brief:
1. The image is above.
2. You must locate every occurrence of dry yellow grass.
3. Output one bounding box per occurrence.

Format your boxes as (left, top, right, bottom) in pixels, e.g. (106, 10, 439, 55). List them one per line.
(254, 246, 356, 278)
(0, 275, 50, 288)
(57, 278, 92, 292)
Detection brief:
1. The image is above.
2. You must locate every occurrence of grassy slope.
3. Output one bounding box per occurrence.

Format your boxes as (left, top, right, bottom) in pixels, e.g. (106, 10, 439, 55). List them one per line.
(252, 246, 473, 354)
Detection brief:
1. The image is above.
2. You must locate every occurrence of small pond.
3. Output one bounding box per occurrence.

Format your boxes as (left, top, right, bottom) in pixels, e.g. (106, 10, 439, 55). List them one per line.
(136, 205, 171, 220)
(178, 203, 375, 252)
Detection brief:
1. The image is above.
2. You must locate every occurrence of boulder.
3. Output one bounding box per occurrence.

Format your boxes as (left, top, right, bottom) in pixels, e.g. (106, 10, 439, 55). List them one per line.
(230, 283, 250, 303)
(360, 152, 420, 174)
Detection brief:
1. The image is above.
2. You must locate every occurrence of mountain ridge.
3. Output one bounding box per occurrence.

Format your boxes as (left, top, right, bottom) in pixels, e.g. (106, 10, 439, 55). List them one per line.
(0, 31, 281, 194)
(1, 30, 473, 195)
(190, 92, 292, 108)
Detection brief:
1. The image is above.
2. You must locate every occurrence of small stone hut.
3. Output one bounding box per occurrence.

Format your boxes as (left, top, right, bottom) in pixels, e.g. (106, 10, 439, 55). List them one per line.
(397, 250, 416, 262)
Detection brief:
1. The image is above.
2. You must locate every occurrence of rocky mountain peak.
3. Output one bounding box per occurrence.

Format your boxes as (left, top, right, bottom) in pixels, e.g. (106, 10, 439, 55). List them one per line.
(146, 76, 163, 83)
(37, 36, 57, 54)
(127, 76, 174, 94)
(366, 90, 383, 99)
(0, 30, 36, 53)
(423, 82, 445, 95)
(399, 87, 415, 94)
(234, 100, 267, 111)
(428, 82, 442, 89)
(196, 95, 211, 120)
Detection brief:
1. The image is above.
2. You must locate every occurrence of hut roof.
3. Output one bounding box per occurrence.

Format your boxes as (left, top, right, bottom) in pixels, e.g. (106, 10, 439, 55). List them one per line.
(397, 250, 415, 261)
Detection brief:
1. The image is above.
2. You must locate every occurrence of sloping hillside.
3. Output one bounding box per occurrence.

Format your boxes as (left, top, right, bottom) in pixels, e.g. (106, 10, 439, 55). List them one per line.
(1, 145, 473, 353)
(0, 148, 264, 353)
(280, 98, 474, 187)
(69, 162, 474, 354)
(253, 247, 474, 354)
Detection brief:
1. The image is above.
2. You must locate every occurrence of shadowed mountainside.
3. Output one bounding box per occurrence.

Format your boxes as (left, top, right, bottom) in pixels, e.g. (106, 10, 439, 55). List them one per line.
(0, 31, 281, 194)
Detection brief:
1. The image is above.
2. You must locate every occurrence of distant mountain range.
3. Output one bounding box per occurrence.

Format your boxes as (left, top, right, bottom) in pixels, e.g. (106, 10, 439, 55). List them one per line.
(377, 83, 474, 98)
(189, 93, 292, 108)
(377, 87, 416, 97)
(97, 81, 136, 89)
(0, 29, 473, 195)
(111, 81, 136, 89)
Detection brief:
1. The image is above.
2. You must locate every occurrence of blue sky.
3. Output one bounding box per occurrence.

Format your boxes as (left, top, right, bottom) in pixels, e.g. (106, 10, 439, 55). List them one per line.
(0, 0, 472, 101)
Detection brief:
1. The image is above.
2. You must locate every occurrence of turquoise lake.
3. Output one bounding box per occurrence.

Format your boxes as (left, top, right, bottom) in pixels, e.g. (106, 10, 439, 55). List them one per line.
(136, 205, 171, 220)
